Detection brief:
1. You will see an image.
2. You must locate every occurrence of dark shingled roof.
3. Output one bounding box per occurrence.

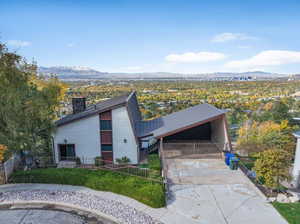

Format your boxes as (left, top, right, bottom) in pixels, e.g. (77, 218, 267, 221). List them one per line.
(135, 117, 164, 137)
(136, 103, 225, 138)
(55, 92, 131, 126)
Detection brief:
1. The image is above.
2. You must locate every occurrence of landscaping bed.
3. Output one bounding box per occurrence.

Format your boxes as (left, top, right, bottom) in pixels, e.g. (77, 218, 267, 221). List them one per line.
(272, 202, 300, 224)
(10, 168, 165, 208)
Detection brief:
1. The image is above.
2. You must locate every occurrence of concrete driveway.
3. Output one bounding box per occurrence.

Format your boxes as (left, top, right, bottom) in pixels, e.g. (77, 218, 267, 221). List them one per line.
(165, 158, 287, 224)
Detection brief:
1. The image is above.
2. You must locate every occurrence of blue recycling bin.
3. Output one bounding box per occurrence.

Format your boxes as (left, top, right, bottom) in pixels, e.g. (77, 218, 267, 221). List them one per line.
(225, 152, 234, 166)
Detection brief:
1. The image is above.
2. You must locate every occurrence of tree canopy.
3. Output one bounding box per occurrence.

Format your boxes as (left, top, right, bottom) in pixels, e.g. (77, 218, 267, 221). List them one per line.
(0, 44, 66, 158)
(254, 149, 291, 189)
(237, 120, 295, 155)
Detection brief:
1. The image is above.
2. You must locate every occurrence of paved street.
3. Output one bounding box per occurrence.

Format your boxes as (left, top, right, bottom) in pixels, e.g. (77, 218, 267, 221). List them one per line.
(0, 209, 87, 224)
(165, 158, 287, 224)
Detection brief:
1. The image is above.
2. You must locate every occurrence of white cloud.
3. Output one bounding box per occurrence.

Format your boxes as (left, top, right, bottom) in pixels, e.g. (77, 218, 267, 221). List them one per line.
(211, 33, 257, 43)
(7, 40, 31, 47)
(225, 50, 300, 69)
(165, 51, 226, 63)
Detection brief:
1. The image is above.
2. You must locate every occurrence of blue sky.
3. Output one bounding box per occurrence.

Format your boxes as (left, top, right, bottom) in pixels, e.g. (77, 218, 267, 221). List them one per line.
(1, 0, 300, 73)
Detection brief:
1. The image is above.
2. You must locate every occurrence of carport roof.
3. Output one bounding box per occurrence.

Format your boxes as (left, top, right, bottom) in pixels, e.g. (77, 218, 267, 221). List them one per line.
(136, 103, 226, 138)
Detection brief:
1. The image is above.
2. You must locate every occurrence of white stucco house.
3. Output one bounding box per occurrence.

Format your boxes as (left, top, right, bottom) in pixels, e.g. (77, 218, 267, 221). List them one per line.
(53, 91, 231, 164)
(292, 131, 300, 187)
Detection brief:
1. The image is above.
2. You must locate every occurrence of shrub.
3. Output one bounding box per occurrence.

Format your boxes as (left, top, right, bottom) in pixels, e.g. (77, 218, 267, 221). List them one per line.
(75, 157, 81, 166)
(116, 156, 131, 165)
(0, 144, 8, 163)
(94, 156, 104, 166)
(148, 154, 161, 171)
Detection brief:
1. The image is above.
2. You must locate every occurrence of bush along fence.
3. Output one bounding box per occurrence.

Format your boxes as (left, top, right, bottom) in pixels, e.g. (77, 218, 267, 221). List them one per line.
(238, 157, 277, 197)
(0, 154, 21, 184)
(6, 154, 163, 184)
(79, 156, 163, 182)
(8, 153, 166, 208)
(9, 168, 166, 208)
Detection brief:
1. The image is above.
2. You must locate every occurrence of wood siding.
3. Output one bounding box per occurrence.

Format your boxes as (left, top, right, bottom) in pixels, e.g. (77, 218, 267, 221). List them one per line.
(100, 111, 112, 120)
(100, 110, 113, 161)
(101, 151, 113, 161)
(100, 131, 112, 144)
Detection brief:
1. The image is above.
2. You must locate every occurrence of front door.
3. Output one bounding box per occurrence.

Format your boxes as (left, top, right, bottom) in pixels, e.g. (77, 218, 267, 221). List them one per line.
(59, 144, 75, 160)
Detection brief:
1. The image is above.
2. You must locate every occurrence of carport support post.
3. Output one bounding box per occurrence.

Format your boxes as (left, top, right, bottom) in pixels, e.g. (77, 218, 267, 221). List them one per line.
(159, 138, 163, 158)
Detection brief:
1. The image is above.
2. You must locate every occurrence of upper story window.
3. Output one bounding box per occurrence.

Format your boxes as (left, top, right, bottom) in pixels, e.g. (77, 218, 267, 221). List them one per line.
(100, 110, 112, 130)
(100, 120, 112, 130)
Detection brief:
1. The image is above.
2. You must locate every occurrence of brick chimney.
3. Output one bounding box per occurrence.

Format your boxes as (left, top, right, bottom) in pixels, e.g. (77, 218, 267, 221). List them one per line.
(72, 97, 86, 114)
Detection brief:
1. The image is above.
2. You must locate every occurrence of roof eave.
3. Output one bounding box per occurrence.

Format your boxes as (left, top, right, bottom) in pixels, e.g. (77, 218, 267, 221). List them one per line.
(55, 102, 127, 127)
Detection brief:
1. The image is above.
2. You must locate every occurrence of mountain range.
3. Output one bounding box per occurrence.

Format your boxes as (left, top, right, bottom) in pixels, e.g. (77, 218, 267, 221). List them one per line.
(38, 66, 291, 80)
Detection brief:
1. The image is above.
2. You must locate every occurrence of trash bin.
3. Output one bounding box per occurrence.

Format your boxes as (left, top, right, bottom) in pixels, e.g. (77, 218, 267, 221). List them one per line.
(229, 157, 239, 170)
(225, 152, 234, 166)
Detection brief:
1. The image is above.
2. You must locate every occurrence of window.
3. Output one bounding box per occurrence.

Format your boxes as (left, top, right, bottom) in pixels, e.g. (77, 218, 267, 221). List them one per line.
(59, 144, 75, 161)
(100, 120, 112, 130)
(101, 144, 113, 151)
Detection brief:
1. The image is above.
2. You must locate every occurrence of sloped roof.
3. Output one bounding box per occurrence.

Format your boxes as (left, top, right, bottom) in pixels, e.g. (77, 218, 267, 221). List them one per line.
(56, 92, 226, 141)
(136, 103, 225, 138)
(55, 92, 132, 126)
(135, 117, 164, 137)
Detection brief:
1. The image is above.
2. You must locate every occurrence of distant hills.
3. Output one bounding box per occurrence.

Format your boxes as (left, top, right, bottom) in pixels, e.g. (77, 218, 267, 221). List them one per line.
(38, 66, 108, 77)
(38, 66, 291, 80)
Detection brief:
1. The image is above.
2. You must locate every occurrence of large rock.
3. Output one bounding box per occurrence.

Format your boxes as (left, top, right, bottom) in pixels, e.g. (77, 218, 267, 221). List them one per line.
(266, 197, 276, 203)
(276, 193, 290, 203)
(289, 195, 300, 203)
(287, 190, 300, 203)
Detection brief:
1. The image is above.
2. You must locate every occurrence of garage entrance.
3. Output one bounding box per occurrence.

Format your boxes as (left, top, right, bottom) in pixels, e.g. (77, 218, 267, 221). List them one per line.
(164, 122, 211, 141)
(161, 117, 228, 159)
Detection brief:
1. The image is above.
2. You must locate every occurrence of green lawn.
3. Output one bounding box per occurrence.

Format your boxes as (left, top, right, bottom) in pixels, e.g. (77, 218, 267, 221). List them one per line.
(272, 202, 300, 224)
(10, 168, 165, 208)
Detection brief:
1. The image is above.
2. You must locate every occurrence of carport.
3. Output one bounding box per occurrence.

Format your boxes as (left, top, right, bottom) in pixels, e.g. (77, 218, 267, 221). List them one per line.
(162, 116, 231, 158)
(136, 103, 232, 159)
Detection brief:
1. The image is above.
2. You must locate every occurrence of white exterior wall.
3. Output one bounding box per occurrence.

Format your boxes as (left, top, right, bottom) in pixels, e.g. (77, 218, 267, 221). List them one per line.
(53, 115, 101, 164)
(112, 107, 139, 164)
(211, 116, 230, 151)
(292, 137, 300, 187)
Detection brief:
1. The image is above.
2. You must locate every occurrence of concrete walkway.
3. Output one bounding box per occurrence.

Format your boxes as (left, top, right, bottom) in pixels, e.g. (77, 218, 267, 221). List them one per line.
(165, 158, 288, 224)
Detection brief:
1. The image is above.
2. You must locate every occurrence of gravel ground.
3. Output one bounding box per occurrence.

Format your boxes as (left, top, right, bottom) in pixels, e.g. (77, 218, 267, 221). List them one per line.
(0, 190, 162, 224)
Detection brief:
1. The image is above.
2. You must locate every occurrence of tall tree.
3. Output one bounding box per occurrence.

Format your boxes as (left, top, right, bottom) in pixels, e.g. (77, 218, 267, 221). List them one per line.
(254, 149, 291, 190)
(0, 43, 66, 158)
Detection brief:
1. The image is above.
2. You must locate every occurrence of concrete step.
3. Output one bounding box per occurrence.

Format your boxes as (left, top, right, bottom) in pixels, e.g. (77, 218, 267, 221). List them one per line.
(57, 161, 76, 168)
